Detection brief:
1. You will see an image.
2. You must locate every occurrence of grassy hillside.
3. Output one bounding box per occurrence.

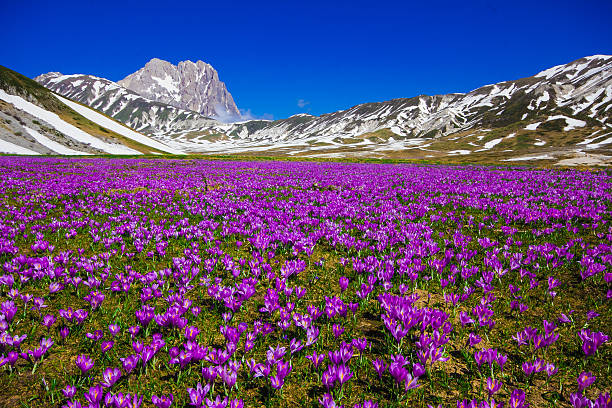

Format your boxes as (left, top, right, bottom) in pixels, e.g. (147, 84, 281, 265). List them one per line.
(0, 65, 166, 154)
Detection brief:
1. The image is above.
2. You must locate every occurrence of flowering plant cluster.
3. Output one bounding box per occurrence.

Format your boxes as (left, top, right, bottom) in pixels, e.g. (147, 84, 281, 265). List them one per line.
(0, 158, 609, 407)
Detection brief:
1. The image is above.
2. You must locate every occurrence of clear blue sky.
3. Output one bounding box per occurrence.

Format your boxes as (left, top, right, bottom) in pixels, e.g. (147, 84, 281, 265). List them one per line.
(2, 0, 611, 120)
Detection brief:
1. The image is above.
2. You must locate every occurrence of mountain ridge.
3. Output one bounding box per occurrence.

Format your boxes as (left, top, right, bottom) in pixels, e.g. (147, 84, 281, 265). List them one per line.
(29, 55, 612, 164)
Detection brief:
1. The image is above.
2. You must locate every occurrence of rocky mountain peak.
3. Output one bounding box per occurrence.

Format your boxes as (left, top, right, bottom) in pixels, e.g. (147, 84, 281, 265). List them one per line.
(117, 58, 240, 120)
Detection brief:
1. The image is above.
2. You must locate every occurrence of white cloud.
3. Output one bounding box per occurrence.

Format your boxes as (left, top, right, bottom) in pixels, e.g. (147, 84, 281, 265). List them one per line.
(211, 103, 273, 123)
(297, 99, 310, 108)
(211, 102, 241, 123)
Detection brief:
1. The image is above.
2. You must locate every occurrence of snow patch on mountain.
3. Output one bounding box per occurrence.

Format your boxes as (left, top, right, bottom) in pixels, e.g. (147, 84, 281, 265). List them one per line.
(23, 127, 89, 155)
(0, 89, 140, 155)
(54, 94, 182, 154)
(0, 138, 40, 155)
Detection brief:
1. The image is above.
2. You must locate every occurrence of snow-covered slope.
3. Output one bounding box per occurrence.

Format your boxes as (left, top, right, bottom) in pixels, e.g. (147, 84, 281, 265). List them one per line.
(0, 89, 139, 155)
(35, 72, 220, 135)
(0, 65, 180, 155)
(54, 94, 183, 154)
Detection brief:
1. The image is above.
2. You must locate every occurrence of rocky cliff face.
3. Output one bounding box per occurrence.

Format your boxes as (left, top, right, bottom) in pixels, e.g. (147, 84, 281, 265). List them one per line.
(117, 58, 240, 120)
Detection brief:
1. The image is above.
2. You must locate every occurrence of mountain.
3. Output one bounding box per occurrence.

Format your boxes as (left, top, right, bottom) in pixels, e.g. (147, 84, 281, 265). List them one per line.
(117, 58, 240, 120)
(188, 55, 611, 159)
(35, 72, 220, 135)
(33, 55, 612, 164)
(0, 65, 181, 155)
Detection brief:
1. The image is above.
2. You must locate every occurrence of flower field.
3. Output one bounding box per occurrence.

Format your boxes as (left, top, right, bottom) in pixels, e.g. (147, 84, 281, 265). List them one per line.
(0, 157, 610, 408)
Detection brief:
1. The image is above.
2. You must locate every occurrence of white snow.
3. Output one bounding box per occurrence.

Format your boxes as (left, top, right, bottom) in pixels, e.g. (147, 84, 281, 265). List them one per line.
(448, 150, 471, 155)
(546, 115, 586, 131)
(390, 126, 406, 136)
(23, 126, 89, 155)
(502, 154, 554, 161)
(0, 90, 140, 155)
(151, 74, 179, 95)
(535, 64, 566, 80)
(506, 132, 516, 138)
(0, 138, 40, 155)
(54, 95, 182, 154)
(483, 138, 503, 149)
(535, 91, 550, 108)
(580, 132, 612, 149)
(525, 122, 541, 130)
(586, 136, 612, 149)
(534, 139, 546, 146)
(579, 131, 607, 145)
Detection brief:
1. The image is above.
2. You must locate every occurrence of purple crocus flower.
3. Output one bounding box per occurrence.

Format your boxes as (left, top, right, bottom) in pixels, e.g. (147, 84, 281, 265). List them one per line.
(496, 353, 508, 372)
(109, 323, 121, 337)
(508, 388, 527, 408)
(141, 345, 156, 365)
(185, 325, 200, 341)
(577, 372, 596, 392)
(579, 329, 608, 356)
(132, 340, 144, 354)
(322, 367, 337, 389)
(570, 392, 590, 408)
(352, 337, 368, 353)
(100, 367, 122, 388)
(460, 312, 474, 327)
(202, 365, 219, 383)
(205, 395, 228, 408)
(0, 301, 17, 323)
(270, 374, 285, 390)
(75, 354, 94, 374)
(522, 361, 536, 376)
(62, 385, 76, 399)
(84, 384, 103, 405)
(277, 360, 292, 379)
(128, 326, 140, 338)
(3, 351, 18, 367)
(332, 324, 345, 338)
(86, 330, 103, 341)
(355, 401, 379, 408)
(404, 373, 420, 391)
(120, 354, 140, 374)
(290, 338, 303, 355)
(468, 332, 482, 347)
(42, 314, 56, 329)
(339, 276, 349, 292)
(74, 309, 88, 324)
(187, 382, 210, 407)
(229, 399, 243, 408)
(372, 358, 388, 379)
(486, 377, 502, 397)
(545, 362, 558, 377)
(306, 351, 326, 369)
(59, 307, 74, 323)
(413, 362, 426, 378)
(101, 340, 115, 353)
(60, 326, 69, 340)
(318, 393, 338, 408)
(152, 394, 173, 408)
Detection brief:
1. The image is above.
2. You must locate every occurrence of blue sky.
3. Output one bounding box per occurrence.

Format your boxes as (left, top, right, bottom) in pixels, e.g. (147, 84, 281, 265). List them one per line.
(2, 0, 611, 120)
